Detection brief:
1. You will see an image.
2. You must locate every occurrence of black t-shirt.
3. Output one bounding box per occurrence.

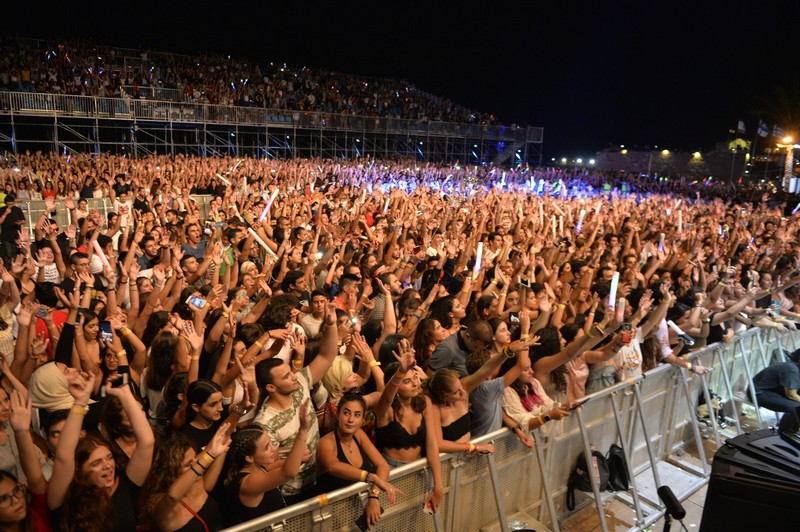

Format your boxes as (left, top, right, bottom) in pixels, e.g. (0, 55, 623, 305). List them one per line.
(133, 197, 150, 212)
(179, 418, 225, 452)
(0, 205, 24, 242)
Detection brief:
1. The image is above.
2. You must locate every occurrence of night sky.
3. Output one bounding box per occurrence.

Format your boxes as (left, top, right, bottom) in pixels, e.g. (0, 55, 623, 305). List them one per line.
(7, 0, 799, 158)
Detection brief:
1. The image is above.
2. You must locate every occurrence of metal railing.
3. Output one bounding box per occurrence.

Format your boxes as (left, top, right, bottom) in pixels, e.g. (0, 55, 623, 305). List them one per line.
(16, 196, 216, 231)
(0, 91, 542, 142)
(222, 327, 799, 532)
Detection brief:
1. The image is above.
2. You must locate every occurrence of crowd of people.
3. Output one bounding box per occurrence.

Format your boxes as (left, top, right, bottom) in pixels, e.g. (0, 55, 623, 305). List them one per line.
(0, 37, 501, 125)
(0, 149, 797, 531)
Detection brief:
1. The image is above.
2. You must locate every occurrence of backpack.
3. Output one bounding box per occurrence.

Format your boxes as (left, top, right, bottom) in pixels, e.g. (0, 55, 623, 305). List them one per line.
(606, 443, 631, 491)
(566, 447, 610, 511)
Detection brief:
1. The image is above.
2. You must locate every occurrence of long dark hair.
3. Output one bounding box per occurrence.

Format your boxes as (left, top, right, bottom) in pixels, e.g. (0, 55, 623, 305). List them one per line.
(139, 437, 194, 529)
(61, 435, 116, 532)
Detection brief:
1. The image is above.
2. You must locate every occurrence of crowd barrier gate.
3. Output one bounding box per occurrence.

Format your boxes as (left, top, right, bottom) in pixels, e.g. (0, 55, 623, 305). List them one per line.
(222, 327, 800, 532)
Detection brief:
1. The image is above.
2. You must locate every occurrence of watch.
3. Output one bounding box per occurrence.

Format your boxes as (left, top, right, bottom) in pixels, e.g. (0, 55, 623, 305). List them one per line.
(543, 414, 552, 422)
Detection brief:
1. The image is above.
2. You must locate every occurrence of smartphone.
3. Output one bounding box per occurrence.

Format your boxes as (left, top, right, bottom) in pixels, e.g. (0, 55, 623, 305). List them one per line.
(100, 373, 129, 397)
(185, 295, 207, 308)
(99, 321, 114, 343)
(568, 399, 588, 411)
(36, 307, 49, 319)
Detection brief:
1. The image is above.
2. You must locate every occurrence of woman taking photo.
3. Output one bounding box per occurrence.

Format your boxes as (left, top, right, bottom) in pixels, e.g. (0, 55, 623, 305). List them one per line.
(223, 400, 311, 527)
(317, 393, 404, 530)
(47, 371, 155, 532)
(374, 339, 444, 513)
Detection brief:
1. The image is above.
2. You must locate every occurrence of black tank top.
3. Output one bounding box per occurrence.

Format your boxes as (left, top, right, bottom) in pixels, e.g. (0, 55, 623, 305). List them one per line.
(228, 471, 286, 526)
(316, 432, 377, 494)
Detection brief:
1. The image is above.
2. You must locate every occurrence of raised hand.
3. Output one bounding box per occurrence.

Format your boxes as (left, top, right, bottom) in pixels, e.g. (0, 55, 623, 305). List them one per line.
(181, 321, 205, 352)
(31, 333, 50, 360)
(392, 338, 416, 373)
(8, 390, 32, 433)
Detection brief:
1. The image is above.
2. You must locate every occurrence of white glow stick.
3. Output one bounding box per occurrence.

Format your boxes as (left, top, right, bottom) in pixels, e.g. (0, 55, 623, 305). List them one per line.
(579, 209, 586, 222)
(92, 240, 110, 270)
(215, 173, 232, 186)
(559, 215, 563, 234)
(383, 195, 391, 214)
(616, 297, 626, 324)
(539, 203, 544, 226)
(258, 188, 280, 222)
(658, 233, 665, 252)
(678, 210, 683, 233)
(567, 205, 572, 221)
(551, 216, 556, 238)
(473, 242, 483, 278)
(608, 272, 620, 311)
(248, 227, 278, 259)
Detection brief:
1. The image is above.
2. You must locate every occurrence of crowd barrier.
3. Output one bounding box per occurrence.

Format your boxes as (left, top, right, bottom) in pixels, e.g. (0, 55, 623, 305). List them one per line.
(15, 196, 215, 233)
(223, 327, 800, 532)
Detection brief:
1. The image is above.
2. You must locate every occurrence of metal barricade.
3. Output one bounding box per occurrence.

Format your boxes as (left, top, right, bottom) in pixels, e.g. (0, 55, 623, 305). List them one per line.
(221, 327, 800, 532)
(19, 196, 215, 233)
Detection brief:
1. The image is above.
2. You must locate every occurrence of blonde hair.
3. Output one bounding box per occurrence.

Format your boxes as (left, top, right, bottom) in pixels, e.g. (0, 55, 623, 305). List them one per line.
(321, 355, 354, 398)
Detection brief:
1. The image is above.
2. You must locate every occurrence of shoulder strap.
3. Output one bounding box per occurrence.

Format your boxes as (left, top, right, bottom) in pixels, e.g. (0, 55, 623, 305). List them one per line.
(179, 500, 210, 532)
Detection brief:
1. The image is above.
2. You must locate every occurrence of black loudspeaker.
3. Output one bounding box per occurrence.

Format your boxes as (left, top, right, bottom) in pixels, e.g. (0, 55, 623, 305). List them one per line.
(700, 428, 800, 531)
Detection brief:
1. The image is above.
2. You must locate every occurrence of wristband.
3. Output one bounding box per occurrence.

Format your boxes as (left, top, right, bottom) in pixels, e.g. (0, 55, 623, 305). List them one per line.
(190, 355, 200, 361)
(520, 334, 529, 340)
(538, 415, 545, 426)
(116, 349, 127, 358)
(556, 303, 566, 310)
(360, 470, 369, 482)
(189, 465, 204, 476)
(119, 327, 132, 337)
(490, 280, 497, 285)
(686, 362, 694, 372)
(368, 360, 381, 367)
(411, 312, 421, 319)
(395, 369, 408, 379)
(71, 405, 89, 416)
(197, 452, 215, 468)
(368, 495, 380, 500)
(469, 443, 476, 453)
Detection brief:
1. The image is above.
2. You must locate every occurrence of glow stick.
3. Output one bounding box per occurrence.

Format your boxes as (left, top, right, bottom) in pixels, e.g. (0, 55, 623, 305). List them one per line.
(383, 195, 391, 214)
(567, 205, 572, 221)
(658, 233, 665, 252)
(608, 272, 620, 311)
(473, 242, 483, 278)
(215, 173, 232, 186)
(678, 210, 683, 232)
(539, 203, 544, 226)
(616, 297, 626, 324)
(551, 216, 556, 238)
(258, 188, 280, 222)
(559, 215, 563, 234)
(248, 227, 278, 259)
(92, 240, 110, 270)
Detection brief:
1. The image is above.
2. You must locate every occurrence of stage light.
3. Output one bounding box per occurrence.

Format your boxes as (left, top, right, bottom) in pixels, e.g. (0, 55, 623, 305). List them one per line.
(621, 149, 628, 155)
(589, 159, 595, 165)
(576, 158, 583, 164)
(693, 152, 702, 159)
(661, 149, 670, 156)
(561, 158, 567, 163)
(782, 136, 793, 144)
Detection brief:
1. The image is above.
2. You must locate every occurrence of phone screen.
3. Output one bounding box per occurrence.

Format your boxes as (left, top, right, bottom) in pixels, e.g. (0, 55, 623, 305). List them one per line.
(99, 321, 114, 343)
